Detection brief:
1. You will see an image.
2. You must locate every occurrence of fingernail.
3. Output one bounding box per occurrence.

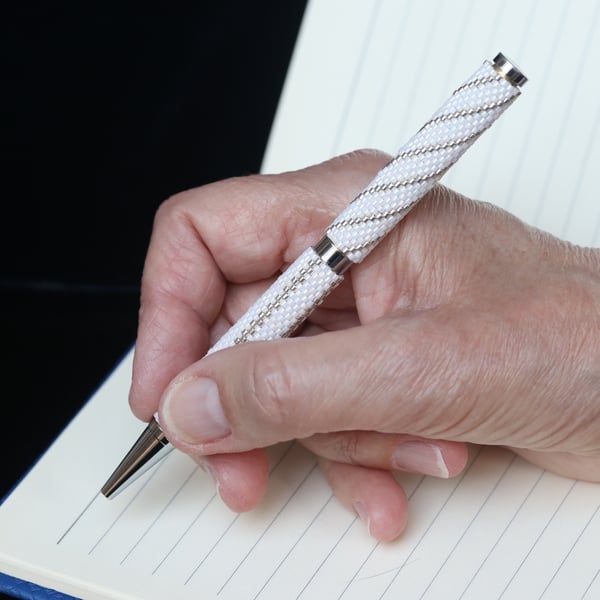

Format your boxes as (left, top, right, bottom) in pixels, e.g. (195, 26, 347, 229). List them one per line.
(354, 501, 372, 537)
(161, 377, 231, 444)
(392, 441, 450, 478)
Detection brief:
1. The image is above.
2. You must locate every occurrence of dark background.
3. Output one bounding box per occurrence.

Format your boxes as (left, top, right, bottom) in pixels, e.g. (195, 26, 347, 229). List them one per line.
(2, 4, 307, 594)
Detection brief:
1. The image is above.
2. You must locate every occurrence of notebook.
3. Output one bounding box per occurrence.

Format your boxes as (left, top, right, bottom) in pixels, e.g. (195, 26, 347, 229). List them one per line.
(1, 1, 599, 598)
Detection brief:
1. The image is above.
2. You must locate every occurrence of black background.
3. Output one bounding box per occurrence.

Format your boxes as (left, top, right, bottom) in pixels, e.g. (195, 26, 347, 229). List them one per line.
(2, 3, 307, 595)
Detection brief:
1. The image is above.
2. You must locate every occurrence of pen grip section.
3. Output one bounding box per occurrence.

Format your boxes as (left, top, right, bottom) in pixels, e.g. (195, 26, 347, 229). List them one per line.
(207, 248, 342, 354)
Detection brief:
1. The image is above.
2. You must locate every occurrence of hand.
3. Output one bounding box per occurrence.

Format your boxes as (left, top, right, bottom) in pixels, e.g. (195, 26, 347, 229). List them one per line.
(130, 150, 600, 541)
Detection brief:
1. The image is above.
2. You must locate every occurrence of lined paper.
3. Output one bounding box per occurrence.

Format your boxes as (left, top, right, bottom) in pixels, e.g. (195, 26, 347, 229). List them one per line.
(1, 353, 599, 600)
(263, 0, 600, 247)
(1, 1, 600, 598)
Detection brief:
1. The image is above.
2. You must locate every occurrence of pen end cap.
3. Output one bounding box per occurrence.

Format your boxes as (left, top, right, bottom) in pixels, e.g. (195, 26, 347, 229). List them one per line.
(492, 52, 527, 88)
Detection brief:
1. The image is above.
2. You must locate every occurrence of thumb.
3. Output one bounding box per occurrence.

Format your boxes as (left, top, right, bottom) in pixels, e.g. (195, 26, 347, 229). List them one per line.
(157, 317, 432, 455)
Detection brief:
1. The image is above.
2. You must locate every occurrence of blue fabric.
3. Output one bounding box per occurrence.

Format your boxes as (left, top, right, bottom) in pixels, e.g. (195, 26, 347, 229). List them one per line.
(0, 572, 80, 599)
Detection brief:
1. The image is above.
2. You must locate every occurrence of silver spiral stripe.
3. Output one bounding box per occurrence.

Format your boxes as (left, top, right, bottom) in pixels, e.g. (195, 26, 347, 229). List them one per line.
(207, 248, 342, 352)
(326, 58, 522, 263)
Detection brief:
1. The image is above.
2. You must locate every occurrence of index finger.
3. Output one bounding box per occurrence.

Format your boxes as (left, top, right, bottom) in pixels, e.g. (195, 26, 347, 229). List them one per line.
(129, 150, 390, 420)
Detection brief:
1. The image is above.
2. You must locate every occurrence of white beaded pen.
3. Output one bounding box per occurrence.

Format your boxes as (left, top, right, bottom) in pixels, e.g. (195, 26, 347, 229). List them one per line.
(102, 52, 527, 498)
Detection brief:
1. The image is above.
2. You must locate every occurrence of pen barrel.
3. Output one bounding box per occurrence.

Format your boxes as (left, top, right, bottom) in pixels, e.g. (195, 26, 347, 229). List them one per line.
(208, 247, 342, 353)
(104, 55, 526, 500)
(208, 55, 525, 355)
(327, 58, 523, 263)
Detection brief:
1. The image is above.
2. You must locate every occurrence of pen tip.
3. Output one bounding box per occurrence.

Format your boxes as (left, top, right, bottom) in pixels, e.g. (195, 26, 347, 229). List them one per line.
(101, 419, 172, 498)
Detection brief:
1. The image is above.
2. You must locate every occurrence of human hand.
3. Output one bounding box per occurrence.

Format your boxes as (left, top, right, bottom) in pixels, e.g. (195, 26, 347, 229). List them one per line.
(130, 150, 600, 541)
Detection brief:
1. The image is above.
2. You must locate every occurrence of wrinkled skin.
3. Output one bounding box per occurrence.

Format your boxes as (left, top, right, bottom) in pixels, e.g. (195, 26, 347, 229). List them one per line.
(129, 150, 600, 541)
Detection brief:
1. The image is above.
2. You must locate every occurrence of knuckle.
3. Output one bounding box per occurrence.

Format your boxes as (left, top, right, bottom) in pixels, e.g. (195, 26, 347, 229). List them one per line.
(332, 432, 362, 465)
(246, 348, 296, 431)
(336, 148, 391, 166)
(153, 190, 190, 223)
(327, 148, 392, 179)
(153, 174, 275, 229)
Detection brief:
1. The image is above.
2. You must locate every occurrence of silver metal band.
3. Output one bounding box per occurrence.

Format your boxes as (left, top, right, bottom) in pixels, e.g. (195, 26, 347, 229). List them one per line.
(313, 235, 353, 275)
(148, 416, 169, 445)
(492, 52, 527, 88)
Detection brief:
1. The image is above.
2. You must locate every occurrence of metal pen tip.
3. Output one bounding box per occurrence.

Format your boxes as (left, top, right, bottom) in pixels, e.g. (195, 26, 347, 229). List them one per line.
(101, 418, 172, 498)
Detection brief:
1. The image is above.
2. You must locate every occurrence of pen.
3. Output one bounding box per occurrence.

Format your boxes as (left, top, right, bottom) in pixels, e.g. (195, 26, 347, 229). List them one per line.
(101, 52, 527, 498)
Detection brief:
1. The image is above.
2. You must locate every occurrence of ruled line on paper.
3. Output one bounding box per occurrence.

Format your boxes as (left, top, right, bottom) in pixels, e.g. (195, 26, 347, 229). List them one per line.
(250, 493, 335, 600)
(364, 1, 413, 149)
(296, 516, 359, 600)
(538, 503, 600, 599)
(153, 441, 296, 577)
(562, 105, 600, 241)
(530, 0, 600, 226)
(177, 443, 301, 586)
(58, 422, 173, 549)
(214, 463, 319, 594)
(388, 5, 442, 151)
(329, 0, 381, 156)
(417, 454, 518, 600)
(457, 468, 546, 600)
(56, 492, 99, 546)
(497, 479, 578, 599)
(469, 0, 535, 198)
(88, 455, 170, 555)
(377, 447, 484, 600)
(120, 465, 199, 565)
(581, 567, 600, 599)
(151, 491, 220, 575)
(560, 101, 600, 242)
(336, 475, 427, 599)
(434, 0, 478, 110)
(503, 0, 569, 214)
(337, 545, 380, 599)
(183, 510, 241, 585)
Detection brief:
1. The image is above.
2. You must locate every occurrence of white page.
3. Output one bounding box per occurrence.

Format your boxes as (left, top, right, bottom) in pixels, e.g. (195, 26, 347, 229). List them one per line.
(2, 354, 599, 599)
(2, 1, 600, 599)
(263, 0, 600, 246)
